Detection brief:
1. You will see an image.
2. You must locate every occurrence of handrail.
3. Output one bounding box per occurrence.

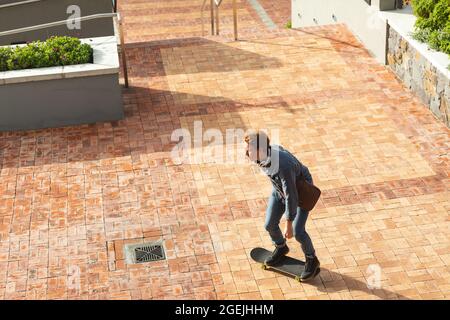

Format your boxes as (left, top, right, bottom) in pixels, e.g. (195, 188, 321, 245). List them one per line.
(200, 0, 238, 40)
(110, 1, 129, 88)
(0, 12, 117, 37)
(0, 0, 42, 10)
(233, 0, 237, 41)
(201, 0, 207, 36)
(116, 13, 129, 88)
(210, 0, 215, 36)
(201, 0, 215, 36)
(0, 0, 117, 12)
(215, 1, 219, 35)
(200, 0, 214, 37)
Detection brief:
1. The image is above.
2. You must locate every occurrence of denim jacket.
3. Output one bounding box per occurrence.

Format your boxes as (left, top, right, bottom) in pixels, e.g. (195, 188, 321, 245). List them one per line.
(259, 145, 312, 221)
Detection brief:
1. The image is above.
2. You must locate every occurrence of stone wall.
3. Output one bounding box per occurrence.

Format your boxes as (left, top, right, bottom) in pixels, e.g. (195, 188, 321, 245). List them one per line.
(387, 26, 450, 128)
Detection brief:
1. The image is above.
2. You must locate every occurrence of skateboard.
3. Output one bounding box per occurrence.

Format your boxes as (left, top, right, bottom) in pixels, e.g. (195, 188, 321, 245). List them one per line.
(250, 247, 320, 283)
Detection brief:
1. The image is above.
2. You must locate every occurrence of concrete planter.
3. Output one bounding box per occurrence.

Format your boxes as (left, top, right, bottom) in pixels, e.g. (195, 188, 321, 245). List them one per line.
(0, 36, 124, 131)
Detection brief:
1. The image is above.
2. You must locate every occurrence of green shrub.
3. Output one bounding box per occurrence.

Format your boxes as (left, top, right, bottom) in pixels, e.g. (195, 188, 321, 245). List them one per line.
(0, 36, 93, 72)
(0, 47, 12, 72)
(428, 29, 443, 49)
(441, 23, 450, 53)
(412, 27, 432, 42)
(434, 28, 450, 53)
(430, 0, 450, 29)
(412, 0, 450, 57)
(286, 20, 292, 29)
(412, 0, 438, 19)
(44, 36, 93, 65)
(415, 16, 433, 29)
(7, 42, 47, 70)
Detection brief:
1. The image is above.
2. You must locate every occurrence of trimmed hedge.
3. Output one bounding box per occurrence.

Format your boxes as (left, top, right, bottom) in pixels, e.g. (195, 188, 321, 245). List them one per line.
(412, 0, 450, 56)
(0, 36, 93, 72)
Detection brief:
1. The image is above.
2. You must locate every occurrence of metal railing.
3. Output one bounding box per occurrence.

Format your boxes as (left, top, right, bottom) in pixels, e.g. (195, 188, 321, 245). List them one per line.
(201, 0, 238, 40)
(0, 0, 42, 10)
(0, 13, 117, 37)
(116, 15, 129, 88)
(110, 0, 129, 87)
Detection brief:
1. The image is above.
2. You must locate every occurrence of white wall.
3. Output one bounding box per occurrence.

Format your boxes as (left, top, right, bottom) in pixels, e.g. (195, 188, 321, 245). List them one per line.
(292, 0, 388, 64)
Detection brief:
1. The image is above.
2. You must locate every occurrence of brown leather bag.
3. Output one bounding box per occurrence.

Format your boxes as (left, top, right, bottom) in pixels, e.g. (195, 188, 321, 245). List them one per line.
(296, 173, 321, 211)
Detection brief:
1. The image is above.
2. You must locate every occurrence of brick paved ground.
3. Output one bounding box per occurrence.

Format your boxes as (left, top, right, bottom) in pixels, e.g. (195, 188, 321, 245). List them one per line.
(0, 0, 449, 300)
(257, 0, 291, 28)
(118, 0, 264, 43)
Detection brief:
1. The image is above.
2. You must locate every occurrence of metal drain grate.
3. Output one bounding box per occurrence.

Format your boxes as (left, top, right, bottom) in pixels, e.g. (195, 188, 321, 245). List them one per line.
(134, 244, 165, 263)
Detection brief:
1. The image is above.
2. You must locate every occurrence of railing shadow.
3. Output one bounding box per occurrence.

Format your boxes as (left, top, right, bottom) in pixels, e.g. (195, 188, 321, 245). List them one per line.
(239, 38, 365, 56)
(292, 26, 365, 50)
(124, 36, 283, 75)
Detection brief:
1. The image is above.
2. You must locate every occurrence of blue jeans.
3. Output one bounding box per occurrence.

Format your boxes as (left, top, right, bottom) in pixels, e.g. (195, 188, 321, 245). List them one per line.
(264, 185, 316, 258)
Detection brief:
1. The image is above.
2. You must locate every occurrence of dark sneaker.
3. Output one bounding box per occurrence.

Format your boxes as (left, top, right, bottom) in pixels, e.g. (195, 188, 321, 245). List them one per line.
(300, 255, 320, 281)
(264, 244, 289, 266)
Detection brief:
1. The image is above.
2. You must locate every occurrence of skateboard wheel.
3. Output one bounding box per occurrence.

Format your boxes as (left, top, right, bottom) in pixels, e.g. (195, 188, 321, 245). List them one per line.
(295, 276, 301, 283)
(261, 264, 268, 270)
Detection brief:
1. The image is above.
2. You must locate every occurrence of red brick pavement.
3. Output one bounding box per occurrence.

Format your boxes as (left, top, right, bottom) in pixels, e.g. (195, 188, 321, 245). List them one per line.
(118, 0, 265, 43)
(258, 0, 291, 28)
(0, 1, 449, 300)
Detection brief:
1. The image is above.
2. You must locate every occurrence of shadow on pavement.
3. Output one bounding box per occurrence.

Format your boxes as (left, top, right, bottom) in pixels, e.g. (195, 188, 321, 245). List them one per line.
(260, 266, 410, 300)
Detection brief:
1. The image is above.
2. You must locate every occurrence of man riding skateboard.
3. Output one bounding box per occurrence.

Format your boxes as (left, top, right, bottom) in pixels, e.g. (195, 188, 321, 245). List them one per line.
(245, 131, 320, 281)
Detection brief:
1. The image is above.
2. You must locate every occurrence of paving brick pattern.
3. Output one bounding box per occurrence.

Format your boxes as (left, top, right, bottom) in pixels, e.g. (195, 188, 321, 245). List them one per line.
(118, 0, 265, 43)
(0, 0, 449, 300)
(257, 0, 291, 28)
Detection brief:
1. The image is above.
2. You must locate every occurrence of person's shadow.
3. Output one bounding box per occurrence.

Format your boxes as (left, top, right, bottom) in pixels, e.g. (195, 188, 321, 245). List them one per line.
(265, 266, 410, 300)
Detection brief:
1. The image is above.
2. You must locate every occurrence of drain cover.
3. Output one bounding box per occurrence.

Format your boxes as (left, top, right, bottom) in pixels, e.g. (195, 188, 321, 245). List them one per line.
(124, 241, 166, 264)
(135, 244, 165, 263)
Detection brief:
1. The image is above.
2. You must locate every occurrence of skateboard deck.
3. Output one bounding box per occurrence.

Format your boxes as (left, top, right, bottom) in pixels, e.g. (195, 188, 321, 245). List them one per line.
(250, 247, 320, 282)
